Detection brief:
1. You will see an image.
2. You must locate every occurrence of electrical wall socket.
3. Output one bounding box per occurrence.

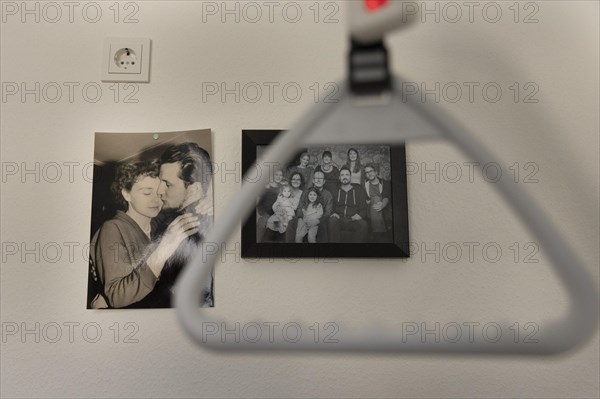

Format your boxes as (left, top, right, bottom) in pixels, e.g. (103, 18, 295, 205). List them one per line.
(101, 38, 151, 83)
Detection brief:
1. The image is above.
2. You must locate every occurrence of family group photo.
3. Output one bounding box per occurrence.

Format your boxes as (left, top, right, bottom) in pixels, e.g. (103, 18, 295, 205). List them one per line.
(242, 130, 410, 258)
(87, 130, 214, 309)
(256, 144, 395, 244)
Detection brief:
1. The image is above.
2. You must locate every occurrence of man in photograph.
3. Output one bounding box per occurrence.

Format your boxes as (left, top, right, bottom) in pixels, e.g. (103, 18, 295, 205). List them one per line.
(364, 163, 393, 242)
(286, 170, 333, 243)
(151, 142, 214, 307)
(328, 167, 369, 243)
(315, 151, 340, 196)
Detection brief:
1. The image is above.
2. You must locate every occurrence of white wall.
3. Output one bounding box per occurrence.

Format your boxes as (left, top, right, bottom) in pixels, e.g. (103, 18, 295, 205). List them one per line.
(1, 1, 598, 398)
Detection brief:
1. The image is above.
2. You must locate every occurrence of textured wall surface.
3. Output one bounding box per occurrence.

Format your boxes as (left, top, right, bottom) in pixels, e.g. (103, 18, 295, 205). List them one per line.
(1, 1, 598, 398)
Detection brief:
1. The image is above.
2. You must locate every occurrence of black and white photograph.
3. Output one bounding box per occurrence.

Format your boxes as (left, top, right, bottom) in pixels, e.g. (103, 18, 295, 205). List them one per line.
(242, 130, 410, 258)
(87, 129, 214, 309)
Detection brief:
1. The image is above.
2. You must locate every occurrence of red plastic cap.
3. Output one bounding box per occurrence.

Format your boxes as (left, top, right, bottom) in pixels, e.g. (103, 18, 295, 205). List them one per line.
(365, 0, 389, 12)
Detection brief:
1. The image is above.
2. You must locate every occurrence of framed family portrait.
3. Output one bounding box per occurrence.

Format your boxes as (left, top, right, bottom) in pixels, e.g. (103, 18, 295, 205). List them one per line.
(241, 130, 410, 258)
(87, 129, 214, 309)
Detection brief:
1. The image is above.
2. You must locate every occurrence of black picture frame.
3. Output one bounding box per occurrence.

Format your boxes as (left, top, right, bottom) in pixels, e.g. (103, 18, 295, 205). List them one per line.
(241, 130, 410, 258)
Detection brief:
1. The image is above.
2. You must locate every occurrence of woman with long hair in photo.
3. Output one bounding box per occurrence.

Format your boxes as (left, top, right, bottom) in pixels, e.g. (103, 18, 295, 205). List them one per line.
(344, 147, 364, 186)
(88, 160, 200, 309)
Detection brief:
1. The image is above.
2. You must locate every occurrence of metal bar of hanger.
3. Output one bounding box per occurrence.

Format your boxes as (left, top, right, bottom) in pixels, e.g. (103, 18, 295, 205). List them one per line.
(175, 1, 599, 354)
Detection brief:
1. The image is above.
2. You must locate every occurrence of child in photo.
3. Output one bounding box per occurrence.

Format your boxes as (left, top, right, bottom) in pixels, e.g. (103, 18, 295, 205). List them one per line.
(267, 183, 296, 234)
(295, 187, 324, 243)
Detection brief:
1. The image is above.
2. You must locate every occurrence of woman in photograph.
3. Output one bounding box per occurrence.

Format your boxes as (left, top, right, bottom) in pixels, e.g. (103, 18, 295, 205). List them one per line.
(288, 152, 313, 187)
(344, 148, 364, 186)
(88, 160, 200, 309)
(288, 171, 305, 209)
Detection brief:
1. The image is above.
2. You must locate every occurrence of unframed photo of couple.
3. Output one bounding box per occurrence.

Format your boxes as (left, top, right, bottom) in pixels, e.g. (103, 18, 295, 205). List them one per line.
(87, 130, 214, 309)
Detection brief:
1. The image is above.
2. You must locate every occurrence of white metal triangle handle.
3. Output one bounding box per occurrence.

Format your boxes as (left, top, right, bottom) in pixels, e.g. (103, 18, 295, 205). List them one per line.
(175, 79, 598, 354)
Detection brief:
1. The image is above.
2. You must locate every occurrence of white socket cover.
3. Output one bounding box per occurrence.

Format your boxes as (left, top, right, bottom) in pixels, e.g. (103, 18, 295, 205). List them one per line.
(101, 38, 151, 83)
